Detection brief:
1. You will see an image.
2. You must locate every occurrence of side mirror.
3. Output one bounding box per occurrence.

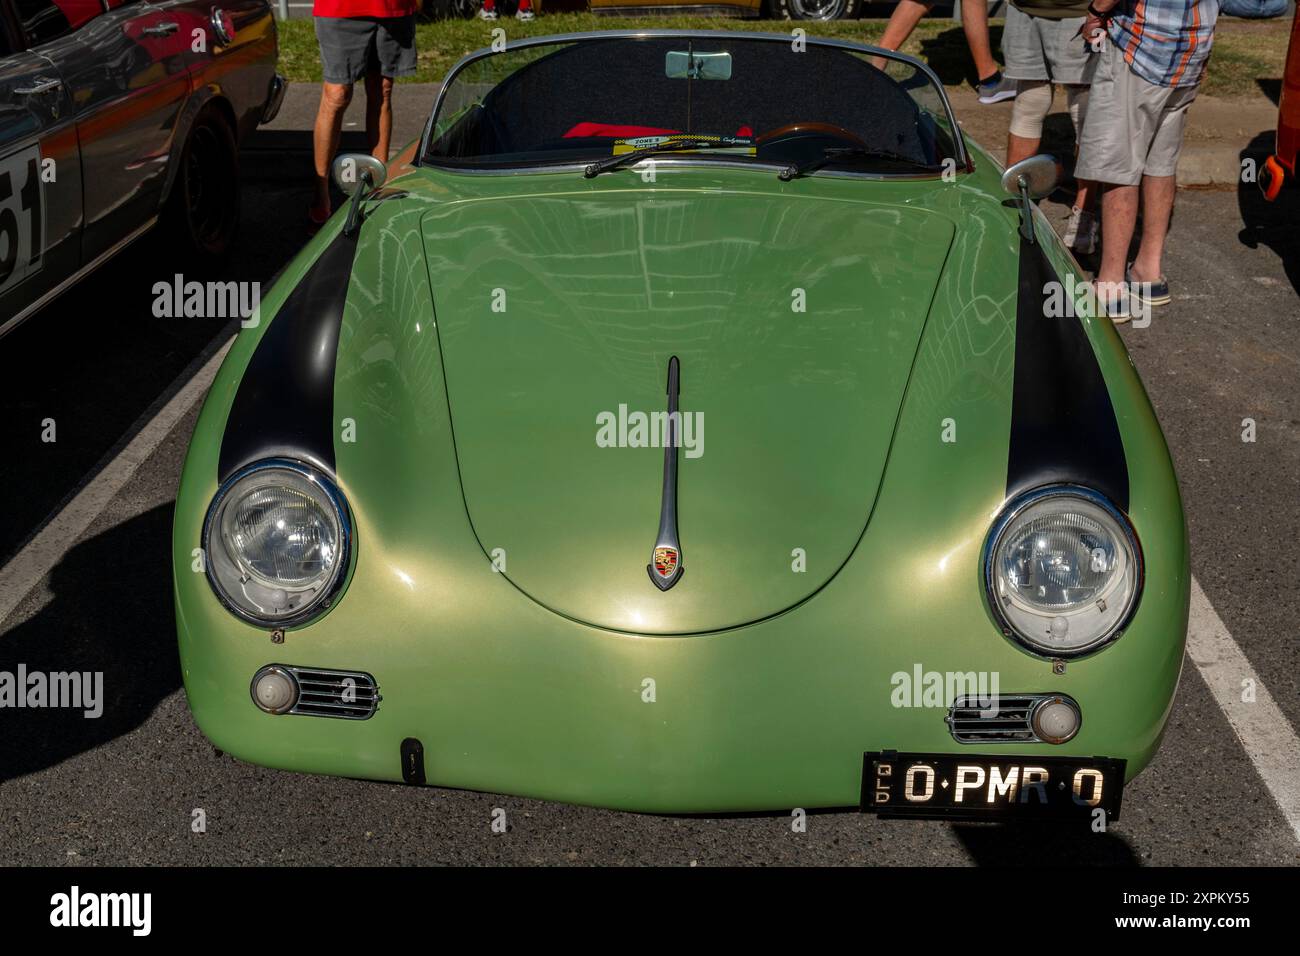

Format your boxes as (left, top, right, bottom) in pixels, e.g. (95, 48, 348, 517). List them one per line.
(331, 154, 387, 237)
(1000, 154, 1058, 200)
(332, 153, 387, 195)
(1000, 154, 1058, 244)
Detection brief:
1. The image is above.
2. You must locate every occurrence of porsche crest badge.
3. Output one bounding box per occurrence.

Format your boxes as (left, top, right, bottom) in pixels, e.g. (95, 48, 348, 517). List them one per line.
(652, 546, 679, 579)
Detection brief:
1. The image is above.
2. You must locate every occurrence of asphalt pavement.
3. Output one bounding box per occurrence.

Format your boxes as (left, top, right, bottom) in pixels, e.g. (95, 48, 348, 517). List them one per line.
(0, 140, 1297, 865)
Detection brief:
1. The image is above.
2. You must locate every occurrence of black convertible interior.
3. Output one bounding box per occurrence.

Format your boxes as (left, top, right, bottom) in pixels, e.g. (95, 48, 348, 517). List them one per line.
(423, 36, 956, 173)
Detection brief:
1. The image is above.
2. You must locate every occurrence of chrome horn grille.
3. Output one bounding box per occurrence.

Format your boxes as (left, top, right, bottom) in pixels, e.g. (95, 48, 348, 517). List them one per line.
(287, 665, 380, 719)
(946, 693, 1076, 744)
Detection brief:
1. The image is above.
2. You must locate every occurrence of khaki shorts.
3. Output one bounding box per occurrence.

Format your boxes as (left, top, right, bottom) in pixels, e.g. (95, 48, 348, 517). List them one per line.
(1002, 5, 1095, 84)
(1074, 38, 1199, 186)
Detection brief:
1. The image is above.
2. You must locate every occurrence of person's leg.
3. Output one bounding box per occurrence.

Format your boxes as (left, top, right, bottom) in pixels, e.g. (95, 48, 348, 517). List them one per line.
(1006, 80, 1052, 165)
(961, 0, 999, 81)
(1061, 174, 1099, 254)
(369, 14, 416, 161)
(312, 17, 373, 222)
(1057, 81, 1098, 252)
(1097, 183, 1138, 287)
(1128, 84, 1197, 288)
(878, 0, 932, 52)
(1006, 133, 1039, 166)
(1072, 38, 1150, 299)
(870, 0, 933, 69)
(1064, 85, 1093, 210)
(363, 71, 395, 162)
(977, 2, 1021, 103)
(312, 81, 353, 220)
(1129, 174, 1175, 282)
(1073, 180, 1095, 213)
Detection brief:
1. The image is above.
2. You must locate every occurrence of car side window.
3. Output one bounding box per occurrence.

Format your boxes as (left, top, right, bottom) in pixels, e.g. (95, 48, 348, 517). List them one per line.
(12, 0, 104, 47)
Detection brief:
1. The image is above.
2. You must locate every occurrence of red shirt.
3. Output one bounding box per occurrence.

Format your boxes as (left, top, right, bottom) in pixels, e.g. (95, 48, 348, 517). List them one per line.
(313, 0, 417, 17)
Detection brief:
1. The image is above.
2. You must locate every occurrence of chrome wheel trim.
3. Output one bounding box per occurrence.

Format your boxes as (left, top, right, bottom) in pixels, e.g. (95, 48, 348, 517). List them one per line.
(789, 0, 848, 20)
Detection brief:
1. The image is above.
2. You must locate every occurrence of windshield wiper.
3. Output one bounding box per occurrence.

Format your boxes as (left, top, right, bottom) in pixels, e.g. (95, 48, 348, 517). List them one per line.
(583, 138, 719, 178)
(778, 146, 931, 181)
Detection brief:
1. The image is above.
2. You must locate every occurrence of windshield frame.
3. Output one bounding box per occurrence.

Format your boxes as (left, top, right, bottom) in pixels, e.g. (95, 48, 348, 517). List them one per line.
(416, 29, 971, 179)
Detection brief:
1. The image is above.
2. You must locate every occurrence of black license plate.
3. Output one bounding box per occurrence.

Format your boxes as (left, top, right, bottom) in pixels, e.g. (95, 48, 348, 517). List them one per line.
(861, 751, 1126, 821)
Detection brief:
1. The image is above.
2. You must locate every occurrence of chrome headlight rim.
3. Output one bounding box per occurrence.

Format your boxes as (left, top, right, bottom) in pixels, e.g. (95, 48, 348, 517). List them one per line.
(982, 484, 1144, 659)
(201, 457, 353, 629)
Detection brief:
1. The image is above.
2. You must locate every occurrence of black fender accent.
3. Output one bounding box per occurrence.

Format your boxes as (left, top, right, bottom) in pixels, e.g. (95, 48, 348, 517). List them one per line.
(218, 232, 358, 481)
(1006, 238, 1129, 510)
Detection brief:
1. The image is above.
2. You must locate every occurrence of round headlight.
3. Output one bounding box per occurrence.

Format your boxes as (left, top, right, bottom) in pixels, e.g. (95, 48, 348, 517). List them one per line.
(984, 486, 1142, 657)
(202, 459, 352, 627)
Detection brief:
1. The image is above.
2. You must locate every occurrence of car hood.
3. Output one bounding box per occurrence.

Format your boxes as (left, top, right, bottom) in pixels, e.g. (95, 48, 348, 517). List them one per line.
(420, 184, 954, 633)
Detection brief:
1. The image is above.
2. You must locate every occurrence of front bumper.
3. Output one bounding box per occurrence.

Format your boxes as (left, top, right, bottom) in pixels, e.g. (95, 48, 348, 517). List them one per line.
(260, 74, 287, 125)
(175, 529, 1188, 814)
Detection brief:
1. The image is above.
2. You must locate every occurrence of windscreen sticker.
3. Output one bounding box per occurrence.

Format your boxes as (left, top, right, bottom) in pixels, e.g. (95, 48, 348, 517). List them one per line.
(612, 134, 757, 157)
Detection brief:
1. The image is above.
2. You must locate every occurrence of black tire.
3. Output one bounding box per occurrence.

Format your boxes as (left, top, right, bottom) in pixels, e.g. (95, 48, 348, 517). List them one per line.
(766, 0, 861, 19)
(163, 106, 240, 269)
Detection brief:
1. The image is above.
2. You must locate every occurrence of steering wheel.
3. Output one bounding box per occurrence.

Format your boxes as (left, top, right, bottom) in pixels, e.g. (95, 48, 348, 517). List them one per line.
(756, 122, 869, 149)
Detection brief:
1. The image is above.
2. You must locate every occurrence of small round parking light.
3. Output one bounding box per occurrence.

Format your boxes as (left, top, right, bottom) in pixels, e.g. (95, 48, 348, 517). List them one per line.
(251, 666, 299, 715)
(1031, 696, 1081, 745)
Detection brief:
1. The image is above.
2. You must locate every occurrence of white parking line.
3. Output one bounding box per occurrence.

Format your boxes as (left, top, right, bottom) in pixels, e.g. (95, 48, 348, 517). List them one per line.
(0, 333, 1298, 847)
(1185, 578, 1300, 845)
(0, 332, 235, 626)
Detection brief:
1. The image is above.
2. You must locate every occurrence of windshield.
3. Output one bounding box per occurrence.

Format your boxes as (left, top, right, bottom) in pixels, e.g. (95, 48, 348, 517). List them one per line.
(420, 33, 964, 177)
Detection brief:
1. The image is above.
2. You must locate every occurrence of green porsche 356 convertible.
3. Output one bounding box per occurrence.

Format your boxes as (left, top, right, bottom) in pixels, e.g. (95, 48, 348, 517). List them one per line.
(173, 31, 1189, 820)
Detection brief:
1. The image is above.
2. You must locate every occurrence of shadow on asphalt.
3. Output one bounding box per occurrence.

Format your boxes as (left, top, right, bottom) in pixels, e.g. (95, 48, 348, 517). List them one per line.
(953, 821, 1139, 865)
(0, 172, 311, 566)
(0, 504, 180, 783)
(918, 25, 1007, 88)
(243, 128, 373, 185)
(1237, 132, 1300, 297)
(0, 155, 319, 780)
(1257, 78, 1282, 106)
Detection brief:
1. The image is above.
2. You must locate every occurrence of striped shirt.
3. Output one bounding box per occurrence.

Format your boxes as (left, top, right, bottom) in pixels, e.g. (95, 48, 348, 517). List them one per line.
(1107, 0, 1220, 88)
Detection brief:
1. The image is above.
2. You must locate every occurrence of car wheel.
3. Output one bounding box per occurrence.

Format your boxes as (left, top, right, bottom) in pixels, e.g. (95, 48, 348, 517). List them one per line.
(164, 106, 240, 267)
(767, 0, 861, 20)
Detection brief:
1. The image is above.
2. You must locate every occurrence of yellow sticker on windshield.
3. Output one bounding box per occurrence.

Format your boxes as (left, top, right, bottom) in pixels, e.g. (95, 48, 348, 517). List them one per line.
(612, 134, 756, 156)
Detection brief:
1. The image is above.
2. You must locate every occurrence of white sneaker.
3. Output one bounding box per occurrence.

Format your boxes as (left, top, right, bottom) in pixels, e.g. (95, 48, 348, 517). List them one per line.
(1062, 207, 1098, 255)
(515, 6, 534, 19)
(478, 4, 498, 19)
(977, 72, 1018, 105)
